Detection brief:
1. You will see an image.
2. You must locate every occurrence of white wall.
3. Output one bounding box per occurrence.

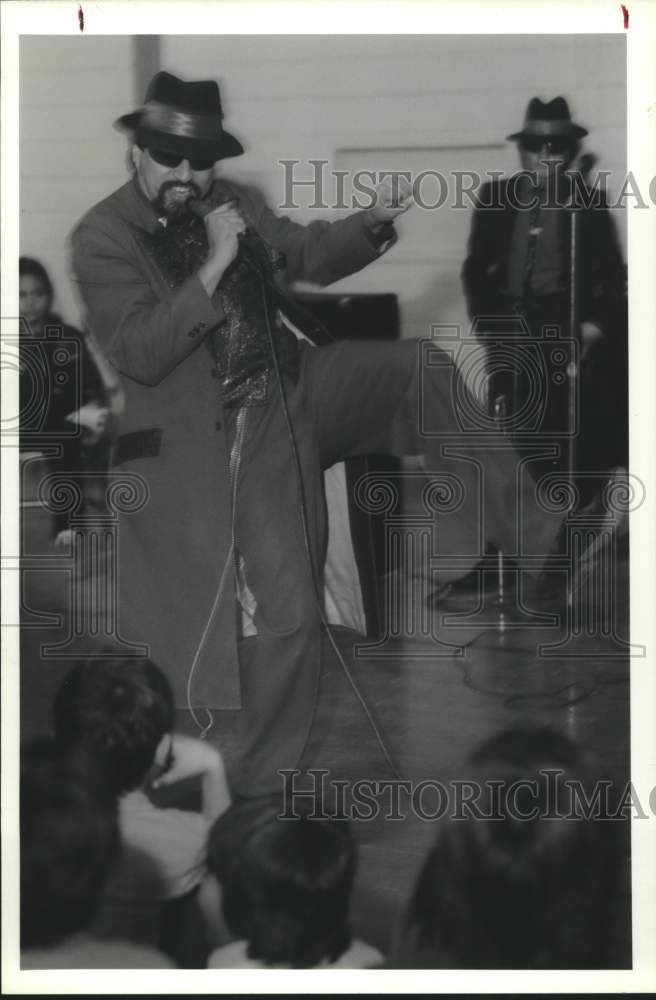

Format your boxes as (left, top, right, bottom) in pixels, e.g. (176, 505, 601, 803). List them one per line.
(159, 34, 627, 340)
(19, 34, 626, 337)
(20, 36, 136, 328)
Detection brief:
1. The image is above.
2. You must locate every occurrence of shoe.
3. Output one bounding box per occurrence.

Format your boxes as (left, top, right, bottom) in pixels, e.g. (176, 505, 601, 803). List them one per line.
(427, 469, 629, 613)
(426, 549, 520, 611)
(569, 467, 629, 598)
(533, 467, 629, 608)
(551, 465, 629, 542)
(518, 567, 569, 609)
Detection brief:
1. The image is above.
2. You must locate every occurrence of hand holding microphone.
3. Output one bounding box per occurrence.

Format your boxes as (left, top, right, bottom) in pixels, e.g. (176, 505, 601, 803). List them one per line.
(190, 196, 247, 295)
(191, 196, 247, 268)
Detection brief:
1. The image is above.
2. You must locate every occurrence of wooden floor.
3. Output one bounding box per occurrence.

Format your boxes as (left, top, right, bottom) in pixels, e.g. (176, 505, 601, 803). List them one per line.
(19, 495, 632, 967)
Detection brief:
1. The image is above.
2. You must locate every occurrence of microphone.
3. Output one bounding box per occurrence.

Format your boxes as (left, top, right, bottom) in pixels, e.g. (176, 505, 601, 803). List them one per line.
(577, 152, 597, 179)
(564, 152, 598, 205)
(188, 193, 262, 268)
(187, 193, 226, 219)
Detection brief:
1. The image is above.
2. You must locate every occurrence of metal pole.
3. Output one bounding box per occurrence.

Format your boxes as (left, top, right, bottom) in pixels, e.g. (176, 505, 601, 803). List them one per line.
(567, 205, 580, 488)
(493, 394, 507, 632)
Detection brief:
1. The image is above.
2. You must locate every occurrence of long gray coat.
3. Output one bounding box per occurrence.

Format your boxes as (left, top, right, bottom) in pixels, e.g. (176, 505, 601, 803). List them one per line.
(71, 175, 389, 708)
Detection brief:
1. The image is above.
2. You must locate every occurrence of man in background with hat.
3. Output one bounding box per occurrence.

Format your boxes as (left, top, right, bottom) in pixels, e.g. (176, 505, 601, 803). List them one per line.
(462, 96, 627, 486)
(71, 73, 567, 794)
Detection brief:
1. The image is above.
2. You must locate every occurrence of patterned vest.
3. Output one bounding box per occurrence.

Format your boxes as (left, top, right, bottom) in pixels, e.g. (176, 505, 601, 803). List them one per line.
(133, 195, 301, 407)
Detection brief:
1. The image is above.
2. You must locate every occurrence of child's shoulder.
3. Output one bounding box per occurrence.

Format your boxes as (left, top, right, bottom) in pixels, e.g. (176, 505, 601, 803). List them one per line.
(208, 940, 254, 969)
(120, 790, 206, 836)
(332, 938, 384, 968)
(117, 790, 207, 884)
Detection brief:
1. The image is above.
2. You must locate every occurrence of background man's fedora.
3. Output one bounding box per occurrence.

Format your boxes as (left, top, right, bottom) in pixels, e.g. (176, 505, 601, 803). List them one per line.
(115, 71, 244, 162)
(507, 96, 588, 142)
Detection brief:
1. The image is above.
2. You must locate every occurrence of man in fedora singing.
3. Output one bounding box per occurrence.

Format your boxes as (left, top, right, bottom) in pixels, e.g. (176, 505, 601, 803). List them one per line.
(72, 74, 571, 794)
(462, 96, 627, 490)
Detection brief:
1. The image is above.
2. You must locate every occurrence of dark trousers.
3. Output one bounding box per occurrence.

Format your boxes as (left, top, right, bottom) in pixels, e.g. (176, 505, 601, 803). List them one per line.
(227, 338, 561, 793)
(486, 294, 628, 502)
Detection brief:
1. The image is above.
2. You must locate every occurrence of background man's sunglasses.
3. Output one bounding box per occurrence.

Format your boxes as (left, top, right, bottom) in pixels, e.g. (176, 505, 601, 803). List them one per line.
(148, 147, 216, 171)
(520, 135, 573, 155)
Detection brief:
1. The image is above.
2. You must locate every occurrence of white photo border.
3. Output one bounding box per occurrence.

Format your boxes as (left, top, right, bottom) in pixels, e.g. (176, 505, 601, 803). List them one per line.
(2, 0, 655, 993)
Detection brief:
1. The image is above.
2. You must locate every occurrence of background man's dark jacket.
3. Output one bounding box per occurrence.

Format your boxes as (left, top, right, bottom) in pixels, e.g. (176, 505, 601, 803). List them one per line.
(462, 175, 626, 330)
(461, 175, 628, 472)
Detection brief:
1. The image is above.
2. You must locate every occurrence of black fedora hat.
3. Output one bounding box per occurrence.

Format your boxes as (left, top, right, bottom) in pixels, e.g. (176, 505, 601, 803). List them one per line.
(115, 71, 244, 162)
(507, 96, 588, 142)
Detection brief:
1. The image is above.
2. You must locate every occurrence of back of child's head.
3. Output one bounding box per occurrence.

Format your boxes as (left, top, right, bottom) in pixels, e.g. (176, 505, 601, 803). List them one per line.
(53, 655, 174, 796)
(21, 738, 118, 950)
(206, 796, 355, 968)
(395, 726, 620, 969)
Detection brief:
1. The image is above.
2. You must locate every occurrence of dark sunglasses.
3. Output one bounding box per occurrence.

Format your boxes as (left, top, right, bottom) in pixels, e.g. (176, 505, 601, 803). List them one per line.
(520, 135, 573, 155)
(148, 147, 215, 171)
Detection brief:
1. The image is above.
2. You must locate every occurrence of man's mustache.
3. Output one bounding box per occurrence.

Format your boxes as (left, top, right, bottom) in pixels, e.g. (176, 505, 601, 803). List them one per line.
(155, 180, 205, 220)
(158, 180, 201, 201)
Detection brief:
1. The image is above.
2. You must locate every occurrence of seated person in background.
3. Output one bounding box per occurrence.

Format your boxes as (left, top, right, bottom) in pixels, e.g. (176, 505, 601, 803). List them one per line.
(20, 738, 172, 968)
(392, 727, 621, 969)
(20, 255, 85, 341)
(201, 796, 383, 969)
(52, 655, 231, 952)
(19, 256, 122, 541)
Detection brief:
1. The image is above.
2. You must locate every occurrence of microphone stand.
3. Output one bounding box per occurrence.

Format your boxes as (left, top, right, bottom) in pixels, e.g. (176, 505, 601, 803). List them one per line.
(564, 156, 597, 493)
(493, 393, 508, 634)
(566, 196, 580, 490)
(564, 165, 590, 611)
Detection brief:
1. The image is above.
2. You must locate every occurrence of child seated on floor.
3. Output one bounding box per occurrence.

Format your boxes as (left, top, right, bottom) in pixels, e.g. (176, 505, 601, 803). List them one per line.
(200, 796, 383, 969)
(52, 655, 231, 955)
(20, 738, 172, 969)
(392, 726, 622, 969)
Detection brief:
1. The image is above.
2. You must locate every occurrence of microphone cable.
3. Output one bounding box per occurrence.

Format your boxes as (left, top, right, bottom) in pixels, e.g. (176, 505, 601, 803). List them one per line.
(241, 244, 404, 781)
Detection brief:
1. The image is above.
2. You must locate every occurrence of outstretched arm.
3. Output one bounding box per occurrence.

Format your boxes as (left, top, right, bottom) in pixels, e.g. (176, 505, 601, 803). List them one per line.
(236, 174, 412, 286)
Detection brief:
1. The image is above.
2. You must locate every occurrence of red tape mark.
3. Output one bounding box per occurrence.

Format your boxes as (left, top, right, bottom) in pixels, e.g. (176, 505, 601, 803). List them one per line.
(621, 4, 629, 29)
(78, 4, 84, 31)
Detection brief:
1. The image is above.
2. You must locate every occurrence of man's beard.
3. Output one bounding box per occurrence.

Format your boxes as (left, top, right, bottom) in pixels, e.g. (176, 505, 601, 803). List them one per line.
(153, 180, 204, 223)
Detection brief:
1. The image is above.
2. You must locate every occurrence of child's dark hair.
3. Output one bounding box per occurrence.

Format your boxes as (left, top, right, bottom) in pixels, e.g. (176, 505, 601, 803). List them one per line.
(206, 796, 355, 968)
(53, 655, 175, 796)
(395, 727, 621, 969)
(20, 738, 118, 950)
(19, 256, 54, 298)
